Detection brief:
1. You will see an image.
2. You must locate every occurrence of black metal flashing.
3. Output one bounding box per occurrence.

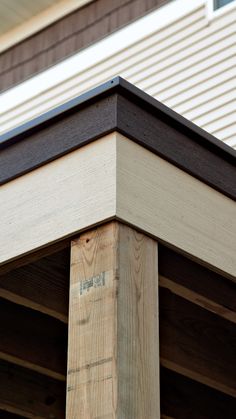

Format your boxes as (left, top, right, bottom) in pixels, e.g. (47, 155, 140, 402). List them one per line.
(0, 77, 235, 199)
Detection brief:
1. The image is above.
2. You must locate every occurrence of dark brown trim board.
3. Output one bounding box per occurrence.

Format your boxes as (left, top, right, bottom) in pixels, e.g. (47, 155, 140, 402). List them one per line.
(0, 78, 235, 199)
(0, 0, 170, 91)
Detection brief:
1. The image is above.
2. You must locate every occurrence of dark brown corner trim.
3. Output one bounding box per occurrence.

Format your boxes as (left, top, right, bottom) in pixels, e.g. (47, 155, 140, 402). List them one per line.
(0, 77, 235, 200)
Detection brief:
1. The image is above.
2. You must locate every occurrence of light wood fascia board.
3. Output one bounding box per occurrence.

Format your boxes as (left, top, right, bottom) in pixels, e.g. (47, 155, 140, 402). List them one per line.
(0, 133, 117, 266)
(1, 132, 235, 279)
(116, 133, 236, 278)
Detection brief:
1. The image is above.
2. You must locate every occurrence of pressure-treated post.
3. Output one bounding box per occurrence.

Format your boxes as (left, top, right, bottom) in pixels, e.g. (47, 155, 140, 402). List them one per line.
(66, 221, 159, 418)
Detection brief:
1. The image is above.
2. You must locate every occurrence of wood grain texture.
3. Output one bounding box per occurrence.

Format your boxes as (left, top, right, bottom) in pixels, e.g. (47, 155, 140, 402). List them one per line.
(116, 94, 236, 200)
(1, 3, 235, 151)
(67, 222, 118, 418)
(0, 134, 116, 265)
(0, 239, 70, 275)
(66, 222, 159, 418)
(2, 130, 235, 280)
(116, 133, 236, 278)
(159, 246, 236, 324)
(0, 359, 65, 418)
(1, 81, 235, 201)
(0, 298, 67, 381)
(117, 222, 159, 418)
(0, 248, 70, 322)
(159, 245, 236, 313)
(159, 275, 236, 324)
(2, 131, 235, 278)
(0, 0, 169, 91)
(0, 94, 117, 185)
(160, 367, 236, 419)
(159, 288, 236, 397)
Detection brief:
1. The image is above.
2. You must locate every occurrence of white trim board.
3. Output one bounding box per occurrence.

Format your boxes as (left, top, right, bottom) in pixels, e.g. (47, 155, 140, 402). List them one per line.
(207, 0, 236, 20)
(0, 0, 93, 54)
(0, 0, 205, 133)
(1, 132, 235, 279)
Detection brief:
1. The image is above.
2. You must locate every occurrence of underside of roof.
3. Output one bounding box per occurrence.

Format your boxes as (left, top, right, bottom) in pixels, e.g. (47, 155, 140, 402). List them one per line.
(0, 0, 61, 35)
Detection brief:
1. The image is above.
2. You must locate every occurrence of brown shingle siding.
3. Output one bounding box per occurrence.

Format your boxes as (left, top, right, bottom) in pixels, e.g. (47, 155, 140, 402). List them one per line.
(0, 0, 170, 91)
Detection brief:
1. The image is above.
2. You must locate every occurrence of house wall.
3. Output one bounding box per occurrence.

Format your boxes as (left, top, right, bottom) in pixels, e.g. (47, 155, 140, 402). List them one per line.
(0, 0, 235, 147)
(0, 0, 169, 91)
(0, 0, 94, 53)
(0, 69, 235, 418)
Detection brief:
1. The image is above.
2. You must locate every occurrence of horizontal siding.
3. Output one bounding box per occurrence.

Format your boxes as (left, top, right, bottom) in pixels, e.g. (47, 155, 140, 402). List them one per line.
(193, 100, 236, 126)
(213, 124, 236, 140)
(173, 78, 235, 114)
(151, 56, 235, 101)
(202, 111, 236, 133)
(225, 134, 236, 148)
(128, 37, 235, 92)
(0, 0, 169, 91)
(182, 90, 234, 119)
(0, 0, 235, 147)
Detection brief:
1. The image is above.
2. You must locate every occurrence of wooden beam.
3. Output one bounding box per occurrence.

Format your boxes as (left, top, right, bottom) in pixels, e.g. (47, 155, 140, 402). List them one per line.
(0, 298, 67, 381)
(0, 359, 65, 418)
(66, 222, 159, 418)
(0, 239, 70, 276)
(0, 411, 26, 419)
(160, 367, 236, 419)
(0, 248, 70, 323)
(159, 245, 236, 313)
(159, 275, 236, 324)
(159, 287, 236, 397)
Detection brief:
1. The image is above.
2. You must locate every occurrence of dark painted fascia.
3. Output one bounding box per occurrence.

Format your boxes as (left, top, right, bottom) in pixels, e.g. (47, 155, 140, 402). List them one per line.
(0, 77, 235, 200)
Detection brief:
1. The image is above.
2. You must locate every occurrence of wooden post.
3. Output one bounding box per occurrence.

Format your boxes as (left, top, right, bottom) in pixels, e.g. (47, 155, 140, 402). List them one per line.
(66, 222, 159, 418)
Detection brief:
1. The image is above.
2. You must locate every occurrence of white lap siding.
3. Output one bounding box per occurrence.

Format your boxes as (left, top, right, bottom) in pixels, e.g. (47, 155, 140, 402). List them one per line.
(0, 0, 235, 147)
